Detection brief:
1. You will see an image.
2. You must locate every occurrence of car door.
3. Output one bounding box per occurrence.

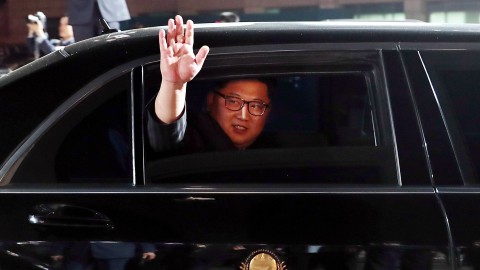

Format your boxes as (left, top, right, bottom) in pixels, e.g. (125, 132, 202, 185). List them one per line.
(0, 61, 149, 269)
(139, 45, 452, 269)
(408, 48, 480, 270)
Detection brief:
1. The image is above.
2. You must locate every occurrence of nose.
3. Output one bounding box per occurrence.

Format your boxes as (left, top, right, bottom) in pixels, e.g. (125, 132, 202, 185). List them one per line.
(238, 105, 249, 120)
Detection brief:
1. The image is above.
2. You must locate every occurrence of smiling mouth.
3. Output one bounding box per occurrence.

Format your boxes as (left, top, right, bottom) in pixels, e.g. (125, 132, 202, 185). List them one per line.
(233, 125, 247, 131)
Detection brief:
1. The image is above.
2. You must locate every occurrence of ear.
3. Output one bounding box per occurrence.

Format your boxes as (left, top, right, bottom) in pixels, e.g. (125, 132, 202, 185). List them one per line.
(206, 92, 214, 112)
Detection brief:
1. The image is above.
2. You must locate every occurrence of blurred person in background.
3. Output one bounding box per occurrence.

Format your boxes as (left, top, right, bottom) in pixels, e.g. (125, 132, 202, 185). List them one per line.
(67, 0, 131, 41)
(216, 11, 240, 23)
(25, 11, 48, 59)
(51, 242, 156, 270)
(26, 13, 75, 59)
(50, 16, 75, 50)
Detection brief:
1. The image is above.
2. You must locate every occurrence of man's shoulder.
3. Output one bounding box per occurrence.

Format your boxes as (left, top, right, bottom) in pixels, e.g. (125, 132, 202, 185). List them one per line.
(186, 110, 217, 130)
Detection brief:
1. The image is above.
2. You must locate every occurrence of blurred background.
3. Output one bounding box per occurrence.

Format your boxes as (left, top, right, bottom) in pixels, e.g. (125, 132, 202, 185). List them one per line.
(0, 0, 479, 72)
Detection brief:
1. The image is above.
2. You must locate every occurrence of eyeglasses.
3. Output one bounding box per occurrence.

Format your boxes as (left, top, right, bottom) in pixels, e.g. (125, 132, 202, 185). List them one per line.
(214, 91, 270, 116)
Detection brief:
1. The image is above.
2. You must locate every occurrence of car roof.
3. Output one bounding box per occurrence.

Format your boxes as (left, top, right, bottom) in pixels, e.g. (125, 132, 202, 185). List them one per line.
(62, 21, 480, 54)
(65, 21, 480, 59)
(2, 21, 479, 88)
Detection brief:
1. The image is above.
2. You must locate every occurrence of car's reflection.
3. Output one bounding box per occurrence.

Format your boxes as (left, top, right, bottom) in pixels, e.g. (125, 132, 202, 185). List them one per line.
(0, 241, 458, 270)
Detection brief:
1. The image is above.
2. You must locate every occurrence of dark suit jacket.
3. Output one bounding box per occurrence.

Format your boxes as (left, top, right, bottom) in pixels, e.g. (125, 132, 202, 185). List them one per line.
(26, 37, 74, 57)
(146, 106, 277, 157)
(90, 242, 155, 259)
(147, 108, 237, 155)
(68, 0, 130, 25)
(52, 242, 155, 260)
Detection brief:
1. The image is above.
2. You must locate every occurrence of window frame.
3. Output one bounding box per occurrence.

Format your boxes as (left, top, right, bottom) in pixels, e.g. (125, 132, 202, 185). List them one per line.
(1, 65, 140, 186)
(141, 48, 402, 186)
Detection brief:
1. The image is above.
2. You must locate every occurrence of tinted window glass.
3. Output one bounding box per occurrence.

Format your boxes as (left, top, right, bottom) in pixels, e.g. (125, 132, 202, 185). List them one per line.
(144, 52, 396, 185)
(10, 73, 132, 184)
(421, 51, 480, 184)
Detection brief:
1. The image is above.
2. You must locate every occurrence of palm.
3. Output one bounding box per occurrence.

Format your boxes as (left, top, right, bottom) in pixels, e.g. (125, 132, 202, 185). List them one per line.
(154, 15, 209, 124)
(161, 43, 199, 84)
(159, 17, 208, 85)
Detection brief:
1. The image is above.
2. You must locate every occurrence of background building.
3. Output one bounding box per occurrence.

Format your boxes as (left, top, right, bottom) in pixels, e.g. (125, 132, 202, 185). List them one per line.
(0, 0, 479, 62)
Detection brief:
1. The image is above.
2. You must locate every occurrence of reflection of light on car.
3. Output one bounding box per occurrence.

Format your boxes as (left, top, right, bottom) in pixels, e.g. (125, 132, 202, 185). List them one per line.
(5, 250, 19, 257)
(28, 215, 39, 224)
(16, 241, 48, 245)
(182, 186, 216, 190)
(0, 68, 11, 77)
(106, 34, 131, 42)
(34, 264, 49, 270)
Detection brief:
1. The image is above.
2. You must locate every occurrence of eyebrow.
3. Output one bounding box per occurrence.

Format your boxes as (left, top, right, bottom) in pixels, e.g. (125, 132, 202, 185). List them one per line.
(224, 92, 269, 103)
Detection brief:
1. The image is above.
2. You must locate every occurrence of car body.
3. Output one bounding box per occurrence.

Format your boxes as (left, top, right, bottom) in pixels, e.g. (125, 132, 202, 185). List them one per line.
(1, 21, 480, 269)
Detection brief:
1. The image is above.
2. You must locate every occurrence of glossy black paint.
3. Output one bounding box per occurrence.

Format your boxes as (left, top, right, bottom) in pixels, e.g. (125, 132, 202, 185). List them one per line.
(400, 50, 462, 186)
(0, 187, 446, 244)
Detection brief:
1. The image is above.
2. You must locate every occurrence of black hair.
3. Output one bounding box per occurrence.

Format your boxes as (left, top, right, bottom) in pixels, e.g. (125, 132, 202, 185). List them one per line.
(213, 77, 276, 99)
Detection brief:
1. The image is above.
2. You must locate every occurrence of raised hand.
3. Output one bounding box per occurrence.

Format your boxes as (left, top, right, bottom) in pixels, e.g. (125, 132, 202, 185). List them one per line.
(27, 21, 46, 38)
(159, 15, 209, 85)
(155, 15, 209, 124)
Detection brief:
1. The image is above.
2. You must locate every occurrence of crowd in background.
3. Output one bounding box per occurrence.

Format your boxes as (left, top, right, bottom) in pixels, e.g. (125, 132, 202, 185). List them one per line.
(0, 0, 239, 76)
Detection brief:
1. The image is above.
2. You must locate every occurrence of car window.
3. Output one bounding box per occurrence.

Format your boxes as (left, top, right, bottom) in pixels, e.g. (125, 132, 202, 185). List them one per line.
(9, 72, 132, 184)
(421, 50, 480, 185)
(143, 51, 398, 185)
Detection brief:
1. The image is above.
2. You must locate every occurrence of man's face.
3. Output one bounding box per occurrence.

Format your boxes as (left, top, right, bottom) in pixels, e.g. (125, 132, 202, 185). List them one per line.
(58, 17, 73, 39)
(207, 79, 270, 149)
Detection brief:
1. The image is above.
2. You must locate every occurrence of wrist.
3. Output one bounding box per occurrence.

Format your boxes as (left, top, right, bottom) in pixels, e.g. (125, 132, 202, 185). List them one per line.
(160, 80, 186, 94)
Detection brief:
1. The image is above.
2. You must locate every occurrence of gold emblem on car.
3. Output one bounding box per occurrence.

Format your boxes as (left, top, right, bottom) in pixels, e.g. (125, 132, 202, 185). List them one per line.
(239, 249, 287, 270)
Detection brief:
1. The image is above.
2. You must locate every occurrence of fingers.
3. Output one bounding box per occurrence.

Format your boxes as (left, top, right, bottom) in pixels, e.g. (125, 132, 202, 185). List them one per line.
(165, 16, 197, 45)
(164, 16, 185, 57)
(161, 15, 208, 67)
(167, 18, 175, 47)
(159, 29, 172, 59)
(166, 15, 187, 46)
(185, 20, 194, 45)
(195, 45, 210, 69)
(175, 15, 184, 43)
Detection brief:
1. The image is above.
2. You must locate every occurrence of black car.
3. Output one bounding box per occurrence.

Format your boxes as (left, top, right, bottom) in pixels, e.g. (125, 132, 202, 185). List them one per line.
(1, 21, 480, 270)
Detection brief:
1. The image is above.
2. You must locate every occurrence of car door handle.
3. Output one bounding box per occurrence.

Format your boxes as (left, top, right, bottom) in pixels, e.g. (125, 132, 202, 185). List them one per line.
(174, 196, 216, 202)
(28, 204, 114, 229)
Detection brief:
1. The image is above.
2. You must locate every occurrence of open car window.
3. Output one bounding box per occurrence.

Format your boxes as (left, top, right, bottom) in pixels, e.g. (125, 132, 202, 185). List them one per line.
(143, 50, 398, 185)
